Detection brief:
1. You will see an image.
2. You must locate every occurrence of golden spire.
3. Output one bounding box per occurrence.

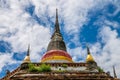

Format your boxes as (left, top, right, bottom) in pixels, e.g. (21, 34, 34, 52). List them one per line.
(86, 46, 95, 62)
(23, 45, 31, 63)
(113, 65, 117, 78)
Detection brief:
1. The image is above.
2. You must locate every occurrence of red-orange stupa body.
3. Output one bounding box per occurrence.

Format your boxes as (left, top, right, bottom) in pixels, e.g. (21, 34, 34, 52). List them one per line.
(41, 50, 73, 63)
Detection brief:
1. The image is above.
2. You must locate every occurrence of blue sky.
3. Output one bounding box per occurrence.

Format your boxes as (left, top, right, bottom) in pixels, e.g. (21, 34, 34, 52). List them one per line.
(0, 0, 120, 78)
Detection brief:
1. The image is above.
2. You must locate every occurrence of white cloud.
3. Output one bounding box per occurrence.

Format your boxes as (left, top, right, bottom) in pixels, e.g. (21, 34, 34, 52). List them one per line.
(29, 24, 50, 61)
(0, 53, 17, 72)
(61, 0, 97, 34)
(68, 46, 86, 62)
(0, 0, 51, 58)
(96, 26, 120, 77)
(104, 20, 119, 28)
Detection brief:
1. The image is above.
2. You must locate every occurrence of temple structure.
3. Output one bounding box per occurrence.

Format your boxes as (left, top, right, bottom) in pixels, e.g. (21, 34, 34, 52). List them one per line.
(1, 9, 119, 80)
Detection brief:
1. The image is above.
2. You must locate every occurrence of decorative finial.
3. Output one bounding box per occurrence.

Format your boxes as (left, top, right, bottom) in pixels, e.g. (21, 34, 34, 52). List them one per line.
(55, 8, 60, 33)
(27, 44, 30, 56)
(23, 44, 31, 63)
(86, 45, 95, 62)
(86, 45, 90, 54)
(56, 8, 58, 22)
(113, 65, 117, 78)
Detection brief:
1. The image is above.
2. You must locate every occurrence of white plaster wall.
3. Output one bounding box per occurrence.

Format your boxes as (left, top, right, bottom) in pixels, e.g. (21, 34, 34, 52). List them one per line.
(51, 66, 87, 72)
(45, 60, 71, 63)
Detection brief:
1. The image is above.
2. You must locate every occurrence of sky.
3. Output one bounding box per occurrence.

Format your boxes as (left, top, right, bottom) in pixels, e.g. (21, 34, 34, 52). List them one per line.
(0, 0, 120, 78)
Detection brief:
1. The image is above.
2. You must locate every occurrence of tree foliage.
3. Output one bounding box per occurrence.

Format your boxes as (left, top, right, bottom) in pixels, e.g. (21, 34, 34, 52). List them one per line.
(97, 66, 104, 72)
(62, 64, 68, 68)
(28, 63, 51, 72)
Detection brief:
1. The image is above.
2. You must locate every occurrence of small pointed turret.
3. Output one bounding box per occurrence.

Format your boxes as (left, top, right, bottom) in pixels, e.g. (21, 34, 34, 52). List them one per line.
(27, 45, 30, 56)
(23, 45, 31, 63)
(47, 9, 66, 51)
(86, 46, 95, 62)
(87, 46, 90, 54)
(113, 66, 117, 78)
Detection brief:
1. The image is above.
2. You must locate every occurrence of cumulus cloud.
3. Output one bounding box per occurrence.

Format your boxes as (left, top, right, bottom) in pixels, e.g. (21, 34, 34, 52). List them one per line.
(0, 0, 51, 57)
(68, 46, 86, 62)
(97, 26, 120, 77)
(0, 53, 17, 72)
(0, 0, 51, 76)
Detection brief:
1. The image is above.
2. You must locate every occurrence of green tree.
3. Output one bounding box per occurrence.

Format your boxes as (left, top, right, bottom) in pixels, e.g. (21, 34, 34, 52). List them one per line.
(39, 64, 51, 72)
(98, 66, 104, 72)
(28, 63, 38, 72)
(28, 63, 51, 72)
(62, 64, 68, 68)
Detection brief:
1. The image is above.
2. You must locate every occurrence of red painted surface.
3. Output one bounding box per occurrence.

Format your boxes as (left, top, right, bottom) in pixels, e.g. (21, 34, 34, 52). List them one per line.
(41, 50, 72, 61)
